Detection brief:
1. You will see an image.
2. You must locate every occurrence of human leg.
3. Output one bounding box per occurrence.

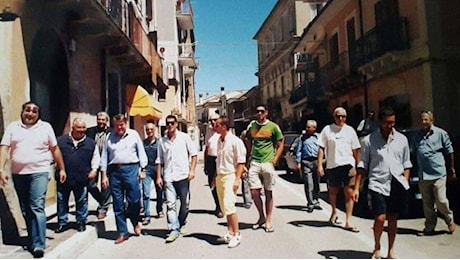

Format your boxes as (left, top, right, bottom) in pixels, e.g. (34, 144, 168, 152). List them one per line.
(142, 172, 153, 220)
(123, 165, 141, 231)
(301, 161, 315, 210)
(74, 185, 88, 231)
(248, 162, 265, 227)
(174, 178, 190, 228)
(432, 176, 454, 228)
(108, 170, 128, 237)
(154, 171, 164, 216)
(14, 172, 48, 252)
(418, 180, 437, 232)
(164, 181, 180, 234)
(344, 185, 357, 230)
(386, 214, 398, 259)
(56, 183, 71, 226)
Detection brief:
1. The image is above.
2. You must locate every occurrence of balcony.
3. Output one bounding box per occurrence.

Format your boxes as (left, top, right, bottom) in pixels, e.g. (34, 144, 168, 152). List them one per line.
(289, 79, 324, 105)
(176, 0, 194, 30)
(355, 17, 410, 68)
(323, 52, 350, 86)
(178, 43, 197, 67)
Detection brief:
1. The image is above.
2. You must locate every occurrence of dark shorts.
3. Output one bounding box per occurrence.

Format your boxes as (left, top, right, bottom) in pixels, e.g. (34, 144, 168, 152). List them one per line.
(326, 165, 356, 188)
(370, 179, 408, 216)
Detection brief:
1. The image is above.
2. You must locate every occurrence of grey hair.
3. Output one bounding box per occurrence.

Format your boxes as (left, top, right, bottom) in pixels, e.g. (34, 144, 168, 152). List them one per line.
(333, 107, 347, 116)
(306, 120, 317, 128)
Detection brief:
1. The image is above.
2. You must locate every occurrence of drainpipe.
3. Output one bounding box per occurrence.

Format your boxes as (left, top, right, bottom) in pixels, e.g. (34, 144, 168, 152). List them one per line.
(358, 0, 369, 115)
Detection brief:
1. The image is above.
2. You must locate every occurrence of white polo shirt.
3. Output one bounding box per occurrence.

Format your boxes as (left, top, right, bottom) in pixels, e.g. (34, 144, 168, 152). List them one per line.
(216, 132, 246, 175)
(1, 120, 57, 174)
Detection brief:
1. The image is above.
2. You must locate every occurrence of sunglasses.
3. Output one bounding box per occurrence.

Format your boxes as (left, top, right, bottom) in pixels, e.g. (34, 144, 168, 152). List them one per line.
(256, 109, 266, 114)
(210, 119, 217, 122)
(166, 121, 176, 126)
(335, 115, 347, 119)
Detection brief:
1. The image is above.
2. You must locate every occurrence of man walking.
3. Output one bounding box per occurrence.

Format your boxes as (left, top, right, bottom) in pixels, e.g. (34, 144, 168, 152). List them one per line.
(156, 115, 197, 243)
(0, 101, 66, 258)
(204, 113, 223, 218)
(413, 110, 457, 235)
(141, 122, 164, 225)
(214, 116, 246, 248)
(245, 105, 284, 233)
(296, 120, 321, 213)
(100, 114, 147, 244)
(358, 107, 412, 259)
(86, 111, 112, 220)
(317, 107, 361, 232)
(55, 118, 100, 233)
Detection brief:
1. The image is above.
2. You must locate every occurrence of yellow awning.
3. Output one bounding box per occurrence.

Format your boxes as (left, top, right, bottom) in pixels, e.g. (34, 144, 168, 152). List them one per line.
(126, 85, 162, 120)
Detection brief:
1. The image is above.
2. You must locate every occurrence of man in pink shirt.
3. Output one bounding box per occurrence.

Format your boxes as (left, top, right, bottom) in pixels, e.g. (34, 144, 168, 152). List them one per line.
(0, 101, 66, 258)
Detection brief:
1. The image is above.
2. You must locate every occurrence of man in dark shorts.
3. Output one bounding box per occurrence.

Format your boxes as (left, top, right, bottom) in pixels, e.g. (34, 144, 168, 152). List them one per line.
(358, 107, 412, 259)
(317, 107, 361, 232)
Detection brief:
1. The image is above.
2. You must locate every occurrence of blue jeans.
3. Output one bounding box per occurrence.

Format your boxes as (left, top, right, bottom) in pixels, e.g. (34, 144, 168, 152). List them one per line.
(142, 167, 164, 219)
(164, 178, 190, 234)
(12, 172, 48, 250)
(108, 164, 141, 236)
(57, 183, 88, 225)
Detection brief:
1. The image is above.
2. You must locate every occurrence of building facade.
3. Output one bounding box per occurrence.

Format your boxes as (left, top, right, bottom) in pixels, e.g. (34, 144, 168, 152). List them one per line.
(294, 0, 460, 135)
(254, 0, 327, 131)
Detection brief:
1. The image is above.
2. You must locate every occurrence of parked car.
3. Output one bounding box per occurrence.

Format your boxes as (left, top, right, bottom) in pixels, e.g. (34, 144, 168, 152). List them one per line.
(284, 133, 302, 174)
(276, 131, 300, 171)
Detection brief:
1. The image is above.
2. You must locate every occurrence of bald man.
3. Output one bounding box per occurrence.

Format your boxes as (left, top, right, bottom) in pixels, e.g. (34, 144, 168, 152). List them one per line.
(55, 118, 100, 233)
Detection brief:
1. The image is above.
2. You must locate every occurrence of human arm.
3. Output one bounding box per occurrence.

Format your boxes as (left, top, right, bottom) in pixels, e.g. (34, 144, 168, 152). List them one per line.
(234, 163, 245, 192)
(88, 145, 100, 180)
(188, 155, 197, 181)
(0, 145, 9, 186)
(352, 148, 361, 202)
(448, 152, 457, 183)
(50, 145, 66, 184)
(272, 139, 284, 166)
(317, 147, 325, 177)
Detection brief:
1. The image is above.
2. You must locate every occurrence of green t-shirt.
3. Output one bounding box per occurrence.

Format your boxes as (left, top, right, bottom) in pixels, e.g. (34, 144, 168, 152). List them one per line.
(246, 120, 284, 163)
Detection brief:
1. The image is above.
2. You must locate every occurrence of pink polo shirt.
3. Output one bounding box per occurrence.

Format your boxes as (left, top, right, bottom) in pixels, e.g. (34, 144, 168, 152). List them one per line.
(1, 120, 58, 174)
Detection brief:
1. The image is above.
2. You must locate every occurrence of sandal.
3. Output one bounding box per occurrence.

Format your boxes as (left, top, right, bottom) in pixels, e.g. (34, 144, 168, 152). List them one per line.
(328, 216, 341, 226)
(265, 226, 274, 233)
(252, 220, 265, 230)
(344, 226, 360, 233)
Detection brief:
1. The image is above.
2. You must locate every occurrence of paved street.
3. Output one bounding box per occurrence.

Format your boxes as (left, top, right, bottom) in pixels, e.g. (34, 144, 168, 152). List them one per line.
(3, 151, 460, 259)
(72, 151, 460, 259)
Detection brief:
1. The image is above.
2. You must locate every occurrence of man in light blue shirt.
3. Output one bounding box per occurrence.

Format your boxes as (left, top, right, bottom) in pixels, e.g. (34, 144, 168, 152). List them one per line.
(412, 111, 456, 235)
(295, 120, 321, 212)
(358, 107, 412, 259)
(156, 115, 197, 243)
(101, 114, 148, 244)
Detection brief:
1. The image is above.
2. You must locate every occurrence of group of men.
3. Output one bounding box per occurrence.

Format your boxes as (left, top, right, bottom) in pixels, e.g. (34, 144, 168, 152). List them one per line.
(0, 101, 457, 257)
(294, 106, 457, 259)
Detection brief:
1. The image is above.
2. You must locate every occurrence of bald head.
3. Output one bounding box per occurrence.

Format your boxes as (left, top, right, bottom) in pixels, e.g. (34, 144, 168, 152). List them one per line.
(71, 117, 87, 140)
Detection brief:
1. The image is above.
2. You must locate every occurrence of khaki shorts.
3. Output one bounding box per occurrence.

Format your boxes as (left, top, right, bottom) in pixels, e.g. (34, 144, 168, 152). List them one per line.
(248, 161, 276, 191)
(216, 173, 237, 216)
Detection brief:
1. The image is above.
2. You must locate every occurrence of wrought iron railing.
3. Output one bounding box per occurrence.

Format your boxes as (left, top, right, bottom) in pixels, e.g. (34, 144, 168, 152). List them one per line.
(355, 17, 410, 67)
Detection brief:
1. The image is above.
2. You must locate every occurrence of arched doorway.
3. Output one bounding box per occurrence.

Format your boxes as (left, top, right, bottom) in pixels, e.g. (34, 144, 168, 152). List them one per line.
(29, 27, 69, 136)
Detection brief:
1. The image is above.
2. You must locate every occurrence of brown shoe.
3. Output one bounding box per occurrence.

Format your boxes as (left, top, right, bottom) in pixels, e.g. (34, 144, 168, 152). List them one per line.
(97, 213, 107, 220)
(448, 223, 456, 234)
(134, 224, 142, 236)
(114, 235, 129, 244)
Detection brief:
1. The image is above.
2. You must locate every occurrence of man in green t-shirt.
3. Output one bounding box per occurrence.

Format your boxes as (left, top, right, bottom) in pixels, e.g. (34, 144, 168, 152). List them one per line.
(245, 105, 284, 233)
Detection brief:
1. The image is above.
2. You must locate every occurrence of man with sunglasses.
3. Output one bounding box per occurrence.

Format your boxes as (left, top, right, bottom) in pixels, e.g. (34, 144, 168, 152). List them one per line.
(245, 105, 284, 233)
(204, 113, 224, 218)
(317, 107, 361, 233)
(156, 115, 197, 243)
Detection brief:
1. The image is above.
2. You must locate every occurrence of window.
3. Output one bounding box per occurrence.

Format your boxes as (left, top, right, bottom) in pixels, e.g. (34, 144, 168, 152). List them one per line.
(329, 33, 339, 66)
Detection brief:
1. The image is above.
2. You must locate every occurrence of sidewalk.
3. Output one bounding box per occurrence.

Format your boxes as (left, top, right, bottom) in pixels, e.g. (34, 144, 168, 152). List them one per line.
(2, 151, 207, 259)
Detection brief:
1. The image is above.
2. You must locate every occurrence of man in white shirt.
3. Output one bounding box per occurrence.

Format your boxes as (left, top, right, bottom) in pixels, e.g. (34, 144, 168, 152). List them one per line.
(204, 113, 223, 218)
(214, 116, 246, 248)
(317, 107, 361, 233)
(156, 115, 198, 243)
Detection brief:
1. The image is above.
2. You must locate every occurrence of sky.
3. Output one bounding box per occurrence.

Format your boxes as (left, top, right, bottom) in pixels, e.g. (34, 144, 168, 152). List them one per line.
(193, 0, 278, 97)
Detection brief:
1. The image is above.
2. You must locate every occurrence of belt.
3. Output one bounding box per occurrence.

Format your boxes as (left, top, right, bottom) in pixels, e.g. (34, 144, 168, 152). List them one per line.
(109, 162, 139, 168)
(302, 156, 317, 161)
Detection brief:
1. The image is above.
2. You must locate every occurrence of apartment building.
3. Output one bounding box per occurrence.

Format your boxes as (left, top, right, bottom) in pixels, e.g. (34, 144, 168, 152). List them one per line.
(0, 0, 166, 236)
(254, 0, 327, 131)
(153, 0, 198, 139)
(294, 0, 460, 135)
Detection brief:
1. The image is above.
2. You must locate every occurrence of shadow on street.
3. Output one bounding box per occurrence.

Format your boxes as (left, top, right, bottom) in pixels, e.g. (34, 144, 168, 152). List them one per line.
(318, 249, 373, 259)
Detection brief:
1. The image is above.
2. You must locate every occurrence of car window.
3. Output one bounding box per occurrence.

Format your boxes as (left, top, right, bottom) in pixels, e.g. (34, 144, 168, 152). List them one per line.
(284, 135, 298, 146)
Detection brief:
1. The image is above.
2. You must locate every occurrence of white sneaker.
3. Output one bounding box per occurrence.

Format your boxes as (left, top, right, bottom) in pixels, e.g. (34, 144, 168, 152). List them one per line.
(217, 232, 232, 244)
(228, 233, 241, 248)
